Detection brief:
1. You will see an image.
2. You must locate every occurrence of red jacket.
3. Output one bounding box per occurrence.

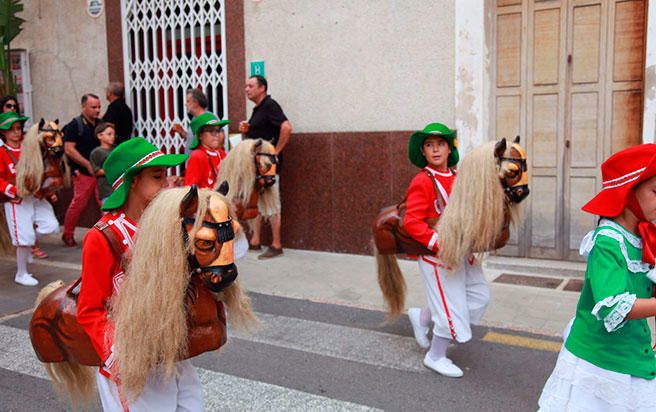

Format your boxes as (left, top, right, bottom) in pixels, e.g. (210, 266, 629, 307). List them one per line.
(77, 211, 137, 375)
(403, 167, 455, 253)
(184, 146, 225, 188)
(0, 144, 20, 199)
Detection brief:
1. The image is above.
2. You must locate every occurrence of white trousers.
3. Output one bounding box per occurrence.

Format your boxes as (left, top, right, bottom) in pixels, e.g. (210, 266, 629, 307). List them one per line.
(4, 196, 59, 246)
(96, 360, 203, 412)
(418, 256, 490, 343)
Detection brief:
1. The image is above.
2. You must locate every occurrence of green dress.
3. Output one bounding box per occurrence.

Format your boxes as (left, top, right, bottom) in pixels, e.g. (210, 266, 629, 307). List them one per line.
(565, 219, 656, 379)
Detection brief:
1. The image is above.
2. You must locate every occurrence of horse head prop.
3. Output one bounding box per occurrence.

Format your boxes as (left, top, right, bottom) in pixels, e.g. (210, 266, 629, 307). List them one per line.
(29, 184, 256, 404)
(374, 137, 530, 318)
(16, 119, 70, 197)
(217, 138, 280, 220)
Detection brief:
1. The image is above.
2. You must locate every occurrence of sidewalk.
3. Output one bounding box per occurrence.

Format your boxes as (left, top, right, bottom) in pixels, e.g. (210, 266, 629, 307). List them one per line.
(2, 228, 581, 338)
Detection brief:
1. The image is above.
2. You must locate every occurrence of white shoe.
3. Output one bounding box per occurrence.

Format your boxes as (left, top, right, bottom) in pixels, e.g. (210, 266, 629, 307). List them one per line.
(15, 273, 38, 286)
(423, 354, 464, 378)
(408, 307, 430, 349)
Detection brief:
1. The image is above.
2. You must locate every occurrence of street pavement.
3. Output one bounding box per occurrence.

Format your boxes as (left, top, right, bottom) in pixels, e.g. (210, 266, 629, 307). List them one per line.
(0, 228, 586, 411)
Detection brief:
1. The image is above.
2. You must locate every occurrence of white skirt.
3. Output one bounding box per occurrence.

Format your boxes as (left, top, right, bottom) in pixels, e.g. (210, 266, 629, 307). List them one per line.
(538, 346, 656, 412)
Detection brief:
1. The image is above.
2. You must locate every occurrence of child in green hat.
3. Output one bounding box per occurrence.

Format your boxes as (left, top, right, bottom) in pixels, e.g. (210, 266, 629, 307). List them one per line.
(403, 122, 489, 378)
(184, 112, 229, 188)
(76, 138, 194, 409)
(0, 112, 60, 286)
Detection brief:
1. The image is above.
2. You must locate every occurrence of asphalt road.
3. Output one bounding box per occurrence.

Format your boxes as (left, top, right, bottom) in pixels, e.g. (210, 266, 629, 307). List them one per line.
(0, 244, 562, 412)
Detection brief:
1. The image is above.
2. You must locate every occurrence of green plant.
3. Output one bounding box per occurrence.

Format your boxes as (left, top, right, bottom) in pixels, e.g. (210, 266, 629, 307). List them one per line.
(0, 0, 24, 97)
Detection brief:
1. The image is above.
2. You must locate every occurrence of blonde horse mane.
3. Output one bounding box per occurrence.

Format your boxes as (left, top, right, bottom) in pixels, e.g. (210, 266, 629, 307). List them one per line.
(437, 141, 519, 268)
(16, 124, 43, 196)
(112, 187, 256, 399)
(16, 121, 71, 196)
(217, 139, 279, 218)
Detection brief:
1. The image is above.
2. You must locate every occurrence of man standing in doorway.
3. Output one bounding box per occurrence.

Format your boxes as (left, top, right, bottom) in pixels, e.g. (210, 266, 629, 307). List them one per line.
(62, 94, 102, 246)
(239, 75, 292, 259)
(171, 88, 215, 154)
(103, 81, 133, 146)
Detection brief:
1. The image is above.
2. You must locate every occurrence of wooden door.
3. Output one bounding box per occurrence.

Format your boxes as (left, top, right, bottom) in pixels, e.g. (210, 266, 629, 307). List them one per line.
(494, 0, 646, 260)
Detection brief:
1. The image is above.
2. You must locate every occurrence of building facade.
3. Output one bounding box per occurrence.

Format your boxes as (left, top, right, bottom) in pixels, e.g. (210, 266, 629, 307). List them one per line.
(12, 0, 656, 259)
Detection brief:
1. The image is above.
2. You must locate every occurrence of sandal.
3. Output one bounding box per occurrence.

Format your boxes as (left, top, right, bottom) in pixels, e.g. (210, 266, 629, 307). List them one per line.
(31, 246, 49, 259)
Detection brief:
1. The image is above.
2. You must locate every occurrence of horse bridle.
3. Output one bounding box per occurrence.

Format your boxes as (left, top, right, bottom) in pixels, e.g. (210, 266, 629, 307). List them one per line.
(255, 152, 278, 189)
(182, 216, 238, 293)
(38, 126, 65, 157)
(497, 154, 529, 204)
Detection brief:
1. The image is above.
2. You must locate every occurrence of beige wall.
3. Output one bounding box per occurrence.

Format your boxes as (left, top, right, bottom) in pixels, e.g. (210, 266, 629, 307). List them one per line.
(13, 0, 109, 123)
(243, 0, 455, 133)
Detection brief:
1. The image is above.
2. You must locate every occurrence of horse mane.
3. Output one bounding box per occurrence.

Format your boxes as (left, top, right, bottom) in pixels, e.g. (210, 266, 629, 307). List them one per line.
(15, 124, 43, 196)
(437, 141, 519, 268)
(217, 139, 279, 218)
(111, 187, 256, 399)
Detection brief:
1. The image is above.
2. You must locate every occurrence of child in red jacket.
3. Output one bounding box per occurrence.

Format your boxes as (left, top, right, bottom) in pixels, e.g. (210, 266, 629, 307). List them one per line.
(184, 112, 229, 188)
(76, 138, 190, 410)
(403, 123, 489, 378)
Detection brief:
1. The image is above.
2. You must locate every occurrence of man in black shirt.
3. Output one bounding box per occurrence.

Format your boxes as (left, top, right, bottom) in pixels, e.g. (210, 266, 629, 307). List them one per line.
(239, 75, 292, 259)
(62, 93, 102, 246)
(103, 82, 133, 145)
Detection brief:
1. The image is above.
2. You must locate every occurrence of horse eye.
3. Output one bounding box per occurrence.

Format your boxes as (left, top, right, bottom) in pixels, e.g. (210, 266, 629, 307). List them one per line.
(195, 239, 214, 251)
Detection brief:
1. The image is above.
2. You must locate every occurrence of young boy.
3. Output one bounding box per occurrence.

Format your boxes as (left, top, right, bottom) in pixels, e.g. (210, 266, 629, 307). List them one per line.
(89, 123, 115, 206)
(184, 112, 229, 188)
(404, 122, 489, 378)
(76, 138, 191, 410)
(0, 112, 60, 286)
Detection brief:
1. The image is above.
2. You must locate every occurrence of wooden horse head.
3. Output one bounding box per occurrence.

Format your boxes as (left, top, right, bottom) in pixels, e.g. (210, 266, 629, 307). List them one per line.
(495, 136, 530, 205)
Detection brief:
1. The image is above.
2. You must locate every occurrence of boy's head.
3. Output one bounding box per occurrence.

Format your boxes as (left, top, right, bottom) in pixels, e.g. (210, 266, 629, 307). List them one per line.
(95, 122, 115, 147)
(101, 138, 187, 211)
(408, 123, 459, 169)
(189, 113, 229, 150)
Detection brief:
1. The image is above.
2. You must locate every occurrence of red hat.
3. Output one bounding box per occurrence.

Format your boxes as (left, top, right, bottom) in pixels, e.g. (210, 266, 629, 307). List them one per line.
(582, 144, 656, 217)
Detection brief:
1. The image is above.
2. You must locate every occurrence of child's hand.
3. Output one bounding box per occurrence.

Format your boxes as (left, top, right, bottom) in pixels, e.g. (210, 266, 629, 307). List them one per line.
(95, 168, 105, 177)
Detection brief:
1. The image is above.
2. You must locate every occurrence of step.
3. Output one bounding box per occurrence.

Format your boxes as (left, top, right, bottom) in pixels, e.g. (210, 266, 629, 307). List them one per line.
(484, 255, 586, 278)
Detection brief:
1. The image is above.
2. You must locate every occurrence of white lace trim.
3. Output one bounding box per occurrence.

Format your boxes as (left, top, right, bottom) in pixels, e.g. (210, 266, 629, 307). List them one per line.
(539, 348, 656, 411)
(579, 227, 651, 274)
(591, 292, 637, 333)
(599, 219, 642, 248)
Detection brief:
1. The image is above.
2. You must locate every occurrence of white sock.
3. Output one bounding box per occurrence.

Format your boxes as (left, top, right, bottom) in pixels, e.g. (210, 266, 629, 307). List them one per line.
(16, 246, 29, 277)
(428, 335, 451, 361)
(420, 307, 432, 327)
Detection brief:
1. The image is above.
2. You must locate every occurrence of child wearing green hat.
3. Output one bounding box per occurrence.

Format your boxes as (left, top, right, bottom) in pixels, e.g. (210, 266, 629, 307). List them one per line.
(403, 122, 489, 378)
(184, 112, 229, 188)
(0, 112, 60, 286)
(75, 138, 197, 410)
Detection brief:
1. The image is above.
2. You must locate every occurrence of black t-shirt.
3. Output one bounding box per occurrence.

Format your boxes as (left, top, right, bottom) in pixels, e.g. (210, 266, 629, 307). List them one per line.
(103, 98, 134, 145)
(246, 95, 288, 146)
(63, 116, 100, 176)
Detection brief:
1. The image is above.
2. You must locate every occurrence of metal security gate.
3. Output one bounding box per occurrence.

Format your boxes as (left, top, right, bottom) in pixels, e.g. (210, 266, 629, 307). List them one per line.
(121, 1, 228, 172)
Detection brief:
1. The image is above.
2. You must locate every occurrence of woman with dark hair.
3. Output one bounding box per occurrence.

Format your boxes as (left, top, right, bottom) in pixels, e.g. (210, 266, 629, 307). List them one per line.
(0, 95, 20, 115)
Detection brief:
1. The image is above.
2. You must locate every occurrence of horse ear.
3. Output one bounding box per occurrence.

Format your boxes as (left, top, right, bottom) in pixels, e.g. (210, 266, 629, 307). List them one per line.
(494, 138, 507, 158)
(180, 184, 199, 217)
(216, 180, 229, 196)
(38, 118, 45, 129)
(513, 135, 520, 144)
(253, 138, 263, 151)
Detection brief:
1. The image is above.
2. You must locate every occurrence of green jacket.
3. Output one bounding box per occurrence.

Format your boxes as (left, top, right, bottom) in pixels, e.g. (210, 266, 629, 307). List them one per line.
(565, 219, 656, 379)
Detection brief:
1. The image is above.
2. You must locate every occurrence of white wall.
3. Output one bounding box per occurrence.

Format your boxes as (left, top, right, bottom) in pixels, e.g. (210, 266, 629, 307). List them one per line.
(13, 0, 109, 123)
(243, 0, 455, 133)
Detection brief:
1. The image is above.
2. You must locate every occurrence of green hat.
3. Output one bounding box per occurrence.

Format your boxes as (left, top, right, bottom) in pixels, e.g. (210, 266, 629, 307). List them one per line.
(408, 122, 459, 168)
(189, 113, 230, 150)
(102, 137, 188, 210)
(0, 111, 28, 130)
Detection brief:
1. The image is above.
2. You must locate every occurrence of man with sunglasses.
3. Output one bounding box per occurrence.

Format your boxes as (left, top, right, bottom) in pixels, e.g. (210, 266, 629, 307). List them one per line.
(184, 113, 229, 188)
(239, 75, 292, 259)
